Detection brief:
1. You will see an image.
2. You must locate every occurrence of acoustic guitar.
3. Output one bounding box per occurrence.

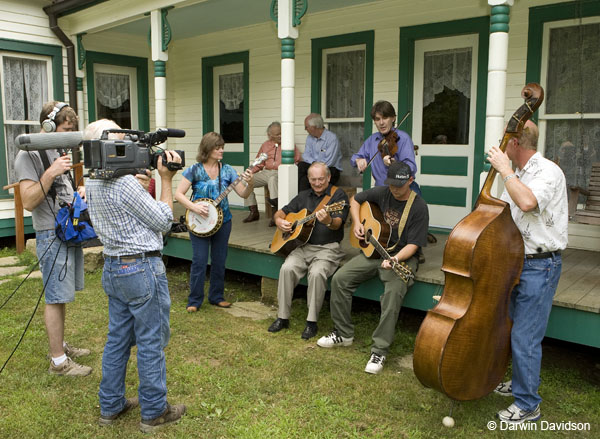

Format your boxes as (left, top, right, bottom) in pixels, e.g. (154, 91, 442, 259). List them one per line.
(350, 201, 414, 283)
(270, 201, 347, 257)
(186, 153, 268, 237)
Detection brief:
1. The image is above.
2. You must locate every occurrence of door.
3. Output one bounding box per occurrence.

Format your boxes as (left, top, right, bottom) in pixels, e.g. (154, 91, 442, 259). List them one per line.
(412, 34, 478, 229)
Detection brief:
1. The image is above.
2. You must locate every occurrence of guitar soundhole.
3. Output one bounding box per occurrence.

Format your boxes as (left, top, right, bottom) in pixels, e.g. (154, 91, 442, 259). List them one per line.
(282, 232, 290, 240)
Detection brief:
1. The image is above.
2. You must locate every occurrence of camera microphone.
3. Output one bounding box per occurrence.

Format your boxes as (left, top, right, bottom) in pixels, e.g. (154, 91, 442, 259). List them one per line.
(158, 128, 186, 138)
(16, 132, 83, 151)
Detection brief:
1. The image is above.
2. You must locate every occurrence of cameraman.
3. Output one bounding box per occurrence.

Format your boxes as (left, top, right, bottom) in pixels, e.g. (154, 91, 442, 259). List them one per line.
(83, 120, 186, 432)
(14, 101, 92, 377)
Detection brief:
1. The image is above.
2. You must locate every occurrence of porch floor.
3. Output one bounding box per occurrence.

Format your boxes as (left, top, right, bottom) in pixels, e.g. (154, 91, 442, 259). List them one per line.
(164, 209, 600, 348)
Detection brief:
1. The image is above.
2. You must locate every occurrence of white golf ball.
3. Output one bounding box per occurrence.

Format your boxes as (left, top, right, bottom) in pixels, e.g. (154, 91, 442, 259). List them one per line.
(442, 416, 455, 428)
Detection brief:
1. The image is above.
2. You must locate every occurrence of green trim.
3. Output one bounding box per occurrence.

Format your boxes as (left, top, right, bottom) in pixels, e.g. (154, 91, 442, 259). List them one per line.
(421, 156, 469, 176)
(154, 60, 166, 78)
(526, 0, 600, 125)
(85, 51, 149, 132)
(270, 0, 278, 23)
(293, 0, 308, 27)
(546, 305, 600, 348)
(310, 31, 375, 190)
(281, 149, 295, 165)
(202, 51, 250, 167)
(76, 77, 83, 91)
(281, 38, 295, 59)
(420, 186, 467, 207)
(0, 217, 34, 238)
(490, 5, 510, 33)
(0, 38, 64, 196)
(76, 34, 86, 70)
(399, 17, 489, 208)
(161, 7, 173, 52)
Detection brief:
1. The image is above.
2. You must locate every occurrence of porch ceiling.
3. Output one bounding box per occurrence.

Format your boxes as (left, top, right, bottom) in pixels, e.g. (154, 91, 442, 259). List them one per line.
(64, 0, 378, 39)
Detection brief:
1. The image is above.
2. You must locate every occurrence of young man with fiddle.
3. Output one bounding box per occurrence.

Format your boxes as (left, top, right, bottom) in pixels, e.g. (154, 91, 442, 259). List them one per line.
(487, 120, 568, 423)
(268, 162, 349, 340)
(317, 162, 429, 374)
(351, 100, 417, 187)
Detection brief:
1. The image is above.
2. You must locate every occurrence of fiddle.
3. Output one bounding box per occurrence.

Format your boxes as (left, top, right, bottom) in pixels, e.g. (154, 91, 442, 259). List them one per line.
(361, 110, 410, 173)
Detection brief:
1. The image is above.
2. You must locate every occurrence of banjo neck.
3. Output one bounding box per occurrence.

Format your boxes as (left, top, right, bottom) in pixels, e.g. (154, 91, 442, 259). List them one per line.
(212, 153, 268, 206)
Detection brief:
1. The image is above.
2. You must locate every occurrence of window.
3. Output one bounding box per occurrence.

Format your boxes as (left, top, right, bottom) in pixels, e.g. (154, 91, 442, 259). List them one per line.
(322, 45, 366, 187)
(0, 53, 51, 184)
(540, 19, 600, 194)
(213, 64, 244, 152)
(93, 64, 138, 129)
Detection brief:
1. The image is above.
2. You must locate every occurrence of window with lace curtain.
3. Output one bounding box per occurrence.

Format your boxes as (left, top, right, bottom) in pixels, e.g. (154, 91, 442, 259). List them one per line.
(1, 53, 51, 184)
(540, 19, 600, 196)
(322, 45, 366, 187)
(93, 63, 138, 129)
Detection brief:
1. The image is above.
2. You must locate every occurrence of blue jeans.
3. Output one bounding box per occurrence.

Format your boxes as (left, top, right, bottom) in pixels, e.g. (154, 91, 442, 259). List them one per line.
(510, 254, 562, 412)
(99, 255, 171, 421)
(187, 220, 232, 308)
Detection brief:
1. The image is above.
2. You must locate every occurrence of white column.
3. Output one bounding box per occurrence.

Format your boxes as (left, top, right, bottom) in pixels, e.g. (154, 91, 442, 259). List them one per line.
(484, 0, 513, 196)
(277, 0, 299, 207)
(151, 9, 169, 197)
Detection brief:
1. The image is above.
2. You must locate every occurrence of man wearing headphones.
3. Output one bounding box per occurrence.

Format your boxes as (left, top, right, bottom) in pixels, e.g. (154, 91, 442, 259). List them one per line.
(14, 101, 92, 377)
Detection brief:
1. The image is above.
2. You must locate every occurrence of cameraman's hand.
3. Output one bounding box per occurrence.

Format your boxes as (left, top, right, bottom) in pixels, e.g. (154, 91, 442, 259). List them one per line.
(48, 155, 72, 179)
(135, 170, 152, 191)
(157, 150, 182, 179)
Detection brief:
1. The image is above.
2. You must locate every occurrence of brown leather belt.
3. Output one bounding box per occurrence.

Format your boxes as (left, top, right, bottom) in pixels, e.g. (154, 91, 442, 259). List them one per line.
(525, 250, 561, 259)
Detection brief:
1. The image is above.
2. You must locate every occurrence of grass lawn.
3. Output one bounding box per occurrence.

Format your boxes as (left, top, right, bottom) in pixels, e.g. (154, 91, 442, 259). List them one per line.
(0, 253, 599, 438)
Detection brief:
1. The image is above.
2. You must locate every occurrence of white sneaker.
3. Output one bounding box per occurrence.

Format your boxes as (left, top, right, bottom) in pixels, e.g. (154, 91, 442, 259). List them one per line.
(494, 380, 513, 397)
(497, 403, 540, 423)
(316, 330, 353, 348)
(365, 353, 386, 374)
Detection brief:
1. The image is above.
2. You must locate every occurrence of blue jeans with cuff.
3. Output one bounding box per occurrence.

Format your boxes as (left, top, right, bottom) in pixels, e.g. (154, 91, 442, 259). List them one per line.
(98, 255, 171, 421)
(510, 254, 562, 412)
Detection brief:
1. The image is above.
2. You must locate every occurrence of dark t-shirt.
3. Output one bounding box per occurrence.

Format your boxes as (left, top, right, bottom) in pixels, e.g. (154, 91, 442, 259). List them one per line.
(282, 184, 349, 245)
(354, 186, 429, 255)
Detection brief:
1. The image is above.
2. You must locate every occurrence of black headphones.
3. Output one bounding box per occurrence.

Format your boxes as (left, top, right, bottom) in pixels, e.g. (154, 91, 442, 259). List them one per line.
(41, 102, 69, 133)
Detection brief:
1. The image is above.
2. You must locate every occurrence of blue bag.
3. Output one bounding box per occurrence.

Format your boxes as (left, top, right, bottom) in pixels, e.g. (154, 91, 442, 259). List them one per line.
(55, 192, 97, 243)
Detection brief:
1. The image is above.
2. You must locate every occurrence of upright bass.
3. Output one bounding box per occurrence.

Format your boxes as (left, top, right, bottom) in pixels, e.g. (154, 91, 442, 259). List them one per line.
(412, 83, 544, 401)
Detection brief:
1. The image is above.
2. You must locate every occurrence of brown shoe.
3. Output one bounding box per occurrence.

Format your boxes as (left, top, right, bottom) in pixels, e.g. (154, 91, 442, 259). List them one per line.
(99, 397, 139, 426)
(242, 205, 259, 223)
(212, 301, 231, 308)
(48, 357, 92, 377)
(139, 403, 186, 433)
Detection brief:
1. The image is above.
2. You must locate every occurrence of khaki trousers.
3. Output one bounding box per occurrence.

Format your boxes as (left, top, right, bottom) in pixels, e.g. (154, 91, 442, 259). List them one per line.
(245, 169, 278, 206)
(277, 242, 344, 322)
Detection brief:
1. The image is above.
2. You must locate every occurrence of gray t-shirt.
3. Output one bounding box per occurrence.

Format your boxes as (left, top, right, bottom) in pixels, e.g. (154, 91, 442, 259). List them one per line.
(15, 149, 74, 231)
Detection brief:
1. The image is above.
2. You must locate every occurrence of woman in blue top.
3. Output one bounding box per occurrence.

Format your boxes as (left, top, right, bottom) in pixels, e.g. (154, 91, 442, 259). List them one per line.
(175, 132, 254, 312)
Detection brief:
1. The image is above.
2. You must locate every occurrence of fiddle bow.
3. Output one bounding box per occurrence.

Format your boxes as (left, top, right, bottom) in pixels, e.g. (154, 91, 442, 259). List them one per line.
(361, 110, 411, 173)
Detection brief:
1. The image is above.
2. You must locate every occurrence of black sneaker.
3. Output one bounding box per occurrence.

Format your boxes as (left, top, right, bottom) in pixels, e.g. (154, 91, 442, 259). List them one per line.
(140, 403, 186, 433)
(99, 397, 139, 426)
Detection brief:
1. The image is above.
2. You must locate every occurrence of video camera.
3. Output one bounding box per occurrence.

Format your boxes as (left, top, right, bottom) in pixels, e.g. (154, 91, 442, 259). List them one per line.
(82, 128, 186, 179)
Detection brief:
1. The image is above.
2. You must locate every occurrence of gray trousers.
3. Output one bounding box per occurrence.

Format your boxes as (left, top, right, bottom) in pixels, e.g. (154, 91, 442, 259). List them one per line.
(245, 169, 278, 206)
(329, 253, 418, 355)
(277, 242, 344, 322)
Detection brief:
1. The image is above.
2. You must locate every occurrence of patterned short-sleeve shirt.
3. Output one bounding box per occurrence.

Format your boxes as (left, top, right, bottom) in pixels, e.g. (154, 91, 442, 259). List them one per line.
(182, 162, 238, 223)
(500, 152, 568, 254)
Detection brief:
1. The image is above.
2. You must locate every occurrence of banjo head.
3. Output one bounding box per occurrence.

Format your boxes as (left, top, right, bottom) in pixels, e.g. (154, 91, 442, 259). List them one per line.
(186, 199, 223, 237)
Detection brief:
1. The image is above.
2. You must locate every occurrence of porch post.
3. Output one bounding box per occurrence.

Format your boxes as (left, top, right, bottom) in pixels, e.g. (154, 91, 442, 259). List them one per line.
(76, 34, 86, 127)
(151, 8, 171, 196)
(277, 0, 300, 207)
(485, 0, 513, 196)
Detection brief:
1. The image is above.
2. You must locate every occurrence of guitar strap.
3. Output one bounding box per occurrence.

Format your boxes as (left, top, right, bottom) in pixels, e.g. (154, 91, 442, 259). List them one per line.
(313, 185, 338, 213)
(387, 190, 416, 253)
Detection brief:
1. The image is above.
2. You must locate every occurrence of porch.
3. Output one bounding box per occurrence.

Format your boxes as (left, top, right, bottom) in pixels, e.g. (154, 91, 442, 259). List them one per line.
(163, 209, 600, 349)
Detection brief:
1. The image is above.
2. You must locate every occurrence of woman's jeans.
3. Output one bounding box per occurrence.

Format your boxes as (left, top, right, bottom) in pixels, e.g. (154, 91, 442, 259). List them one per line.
(187, 220, 232, 307)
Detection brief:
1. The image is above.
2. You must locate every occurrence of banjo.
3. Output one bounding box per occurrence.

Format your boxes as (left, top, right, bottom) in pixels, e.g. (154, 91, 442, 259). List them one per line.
(186, 153, 268, 237)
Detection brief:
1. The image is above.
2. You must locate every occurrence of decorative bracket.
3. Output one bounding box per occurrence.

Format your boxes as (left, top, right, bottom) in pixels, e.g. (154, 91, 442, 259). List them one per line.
(270, 0, 307, 27)
(76, 33, 86, 71)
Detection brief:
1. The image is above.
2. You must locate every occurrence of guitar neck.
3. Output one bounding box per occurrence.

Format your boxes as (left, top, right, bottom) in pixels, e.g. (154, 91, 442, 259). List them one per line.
(297, 204, 338, 226)
(367, 234, 392, 260)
